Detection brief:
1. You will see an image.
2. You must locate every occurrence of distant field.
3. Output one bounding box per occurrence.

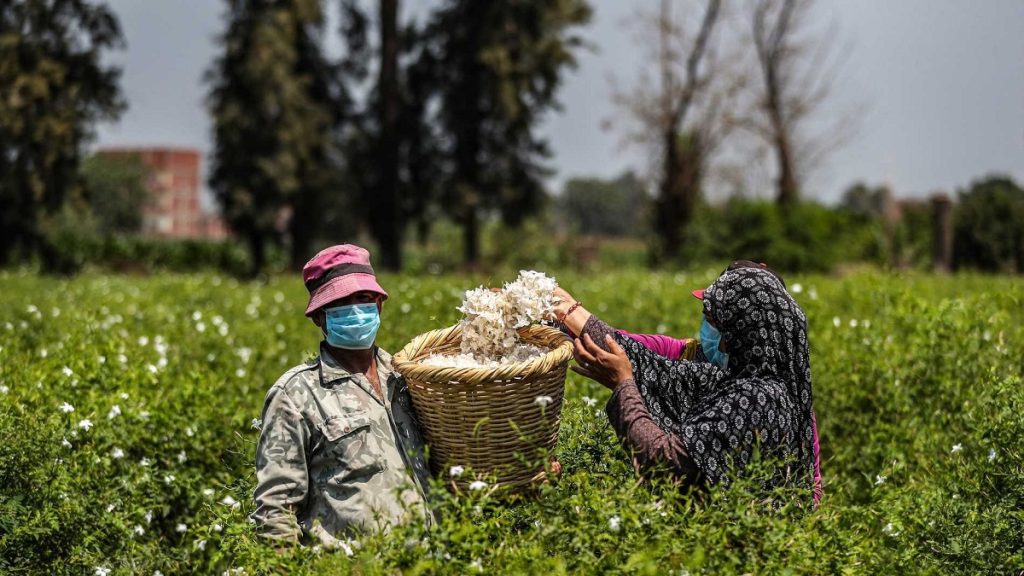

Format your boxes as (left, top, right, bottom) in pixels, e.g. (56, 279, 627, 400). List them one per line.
(1, 268, 1021, 575)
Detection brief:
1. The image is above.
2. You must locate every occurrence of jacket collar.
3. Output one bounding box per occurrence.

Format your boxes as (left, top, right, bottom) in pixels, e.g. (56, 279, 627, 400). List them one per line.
(318, 341, 394, 387)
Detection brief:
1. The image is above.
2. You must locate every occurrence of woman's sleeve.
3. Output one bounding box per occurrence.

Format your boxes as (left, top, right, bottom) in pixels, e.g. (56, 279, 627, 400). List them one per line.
(606, 378, 701, 484)
(617, 331, 690, 360)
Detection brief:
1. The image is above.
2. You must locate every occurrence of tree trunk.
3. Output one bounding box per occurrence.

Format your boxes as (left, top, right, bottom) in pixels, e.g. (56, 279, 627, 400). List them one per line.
(655, 129, 682, 263)
(248, 233, 266, 279)
(775, 130, 798, 206)
(374, 0, 402, 271)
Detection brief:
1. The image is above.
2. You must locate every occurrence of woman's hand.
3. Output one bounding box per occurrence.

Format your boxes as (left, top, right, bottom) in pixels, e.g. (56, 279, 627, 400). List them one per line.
(571, 333, 634, 390)
(550, 286, 576, 321)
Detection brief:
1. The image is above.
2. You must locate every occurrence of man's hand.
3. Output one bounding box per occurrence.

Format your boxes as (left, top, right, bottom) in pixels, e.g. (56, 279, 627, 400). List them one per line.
(571, 333, 633, 390)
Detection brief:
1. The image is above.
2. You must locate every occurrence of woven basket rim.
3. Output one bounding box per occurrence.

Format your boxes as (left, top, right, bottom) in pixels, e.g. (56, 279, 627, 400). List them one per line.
(392, 323, 573, 385)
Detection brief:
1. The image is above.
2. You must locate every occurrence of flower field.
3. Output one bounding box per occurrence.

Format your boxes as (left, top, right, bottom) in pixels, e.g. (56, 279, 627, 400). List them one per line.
(1, 268, 1021, 575)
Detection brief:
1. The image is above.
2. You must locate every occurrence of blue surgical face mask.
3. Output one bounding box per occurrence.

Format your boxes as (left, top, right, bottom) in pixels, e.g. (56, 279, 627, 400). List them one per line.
(700, 316, 730, 370)
(324, 303, 380, 350)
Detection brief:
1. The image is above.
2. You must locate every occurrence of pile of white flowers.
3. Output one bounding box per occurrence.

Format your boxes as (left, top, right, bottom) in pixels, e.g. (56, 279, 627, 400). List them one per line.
(420, 270, 558, 368)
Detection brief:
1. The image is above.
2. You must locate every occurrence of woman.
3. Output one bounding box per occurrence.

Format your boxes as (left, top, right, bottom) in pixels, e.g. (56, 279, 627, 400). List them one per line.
(555, 265, 821, 502)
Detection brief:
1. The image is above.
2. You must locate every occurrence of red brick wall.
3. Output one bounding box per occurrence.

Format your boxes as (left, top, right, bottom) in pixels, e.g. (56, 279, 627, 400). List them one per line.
(98, 147, 230, 239)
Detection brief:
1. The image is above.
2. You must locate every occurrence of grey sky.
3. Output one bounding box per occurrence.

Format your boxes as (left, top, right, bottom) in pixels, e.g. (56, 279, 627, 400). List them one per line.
(96, 1, 1024, 205)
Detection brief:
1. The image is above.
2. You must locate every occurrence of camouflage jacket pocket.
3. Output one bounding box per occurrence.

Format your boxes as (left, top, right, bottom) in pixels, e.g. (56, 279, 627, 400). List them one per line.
(317, 413, 384, 483)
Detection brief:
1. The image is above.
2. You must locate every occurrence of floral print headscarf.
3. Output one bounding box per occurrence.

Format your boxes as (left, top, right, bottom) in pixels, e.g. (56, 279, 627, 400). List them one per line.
(615, 267, 816, 489)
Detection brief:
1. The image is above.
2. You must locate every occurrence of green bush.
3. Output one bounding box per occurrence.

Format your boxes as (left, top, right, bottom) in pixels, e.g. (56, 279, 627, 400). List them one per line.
(0, 269, 1020, 574)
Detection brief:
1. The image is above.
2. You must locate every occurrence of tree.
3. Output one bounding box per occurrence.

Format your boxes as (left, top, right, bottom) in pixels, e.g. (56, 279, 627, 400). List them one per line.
(425, 0, 591, 266)
(559, 172, 648, 237)
(0, 0, 124, 270)
(613, 0, 739, 263)
(745, 0, 850, 205)
(80, 153, 150, 234)
(954, 176, 1024, 273)
(206, 0, 339, 275)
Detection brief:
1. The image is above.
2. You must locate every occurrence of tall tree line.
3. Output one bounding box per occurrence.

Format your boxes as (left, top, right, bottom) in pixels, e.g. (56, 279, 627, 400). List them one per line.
(207, 0, 590, 272)
(0, 0, 125, 272)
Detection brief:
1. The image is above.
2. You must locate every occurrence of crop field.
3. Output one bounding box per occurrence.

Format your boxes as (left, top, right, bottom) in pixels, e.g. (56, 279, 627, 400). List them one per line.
(0, 268, 1022, 575)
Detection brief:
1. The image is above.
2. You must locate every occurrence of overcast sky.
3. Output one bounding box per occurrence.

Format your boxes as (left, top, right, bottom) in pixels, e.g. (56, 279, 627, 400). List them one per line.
(95, 1, 1024, 205)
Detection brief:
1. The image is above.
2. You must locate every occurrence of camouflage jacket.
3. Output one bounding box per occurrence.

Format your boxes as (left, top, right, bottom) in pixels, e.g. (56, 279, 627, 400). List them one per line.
(252, 343, 432, 546)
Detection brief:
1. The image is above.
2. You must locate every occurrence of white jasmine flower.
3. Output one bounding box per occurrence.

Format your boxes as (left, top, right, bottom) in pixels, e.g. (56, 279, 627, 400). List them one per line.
(213, 523, 223, 533)
(582, 396, 597, 407)
(147, 364, 158, 374)
(154, 571, 163, 576)
(138, 336, 149, 347)
(106, 503, 116, 513)
(849, 319, 859, 328)
(117, 353, 127, 364)
(107, 405, 121, 419)
(809, 288, 818, 300)
(119, 392, 128, 400)
(951, 443, 963, 454)
(235, 368, 246, 378)
(0, 385, 8, 394)
(608, 515, 621, 532)
(78, 419, 93, 431)
(832, 316, 841, 328)
(534, 395, 553, 408)
(185, 427, 195, 437)
(468, 480, 488, 491)
(196, 322, 206, 333)
(62, 366, 74, 377)
(139, 411, 150, 421)
(874, 474, 886, 486)
(95, 567, 111, 576)
(882, 522, 899, 536)
(988, 448, 997, 462)
(192, 311, 203, 321)
(111, 447, 125, 459)
(791, 283, 803, 294)
(140, 457, 152, 467)
(197, 539, 207, 551)
(400, 303, 412, 314)
(144, 510, 154, 524)
(449, 465, 465, 478)
(237, 347, 253, 364)
(251, 418, 262, 430)
(164, 474, 175, 484)
(133, 524, 145, 536)
(470, 558, 483, 571)
(203, 488, 215, 497)
(177, 451, 187, 464)
(220, 495, 239, 509)
(176, 523, 187, 533)
(39, 348, 48, 358)
(61, 438, 72, 449)
(59, 402, 75, 413)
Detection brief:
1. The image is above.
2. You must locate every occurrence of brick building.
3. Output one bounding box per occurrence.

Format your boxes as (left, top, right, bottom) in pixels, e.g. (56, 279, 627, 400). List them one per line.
(98, 147, 229, 239)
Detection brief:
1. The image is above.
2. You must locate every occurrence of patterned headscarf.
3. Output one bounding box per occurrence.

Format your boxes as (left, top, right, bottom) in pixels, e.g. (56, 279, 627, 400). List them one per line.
(615, 267, 815, 490)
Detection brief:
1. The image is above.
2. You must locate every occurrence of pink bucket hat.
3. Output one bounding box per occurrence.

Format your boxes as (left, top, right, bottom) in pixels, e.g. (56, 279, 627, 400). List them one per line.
(302, 244, 388, 316)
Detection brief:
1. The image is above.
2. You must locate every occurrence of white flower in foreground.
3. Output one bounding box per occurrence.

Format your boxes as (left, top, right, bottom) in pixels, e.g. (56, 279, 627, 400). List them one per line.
(203, 488, 215, 497)
(832, 317, 841, 328)
(235, 368, 246, 378)
(107, 405, 121, 419)
(534, 395, 553, 408)
(449, 465, 465, 478)
(106, 504, 116, 513)
(608, 515, 621, 532)
(111, 447, 125, 459)
(59, 402, 75, 413)
(61, 438, 72, 449)
(213, 523, 223, 532)
(138, 336, 149, 347)
(195, 322, 206, 333)
(0, 385, 8, 394)
(988, 448, 997, 462)
(221, 495, 240, 509)
(144, 511, 154, 524)
(470, 558, 483, 572)
(468, 480, 488, 491)
(140, 457, 152, 467)
(164, 474, 175, 484)
(197, 539, 207, 551)
(582, 396, 597, 407)
(95, 567, 111, 576)
(874, 474, 886, 486)
(78, 419, 93, 431)
(951, 443, 963, 454)
(133, 525, 145, 536)
(177, 451, 188, 464)
(62, 366, 74, 377)
(791, 283, 803, 294)
(119, 392, 128, 400)
(176, 523, 187, 533)
(251, 418, 262, 430)
(882, 522, 899, 536)
(185, 427, 195, 437)
(849, 319, 859, 328)
(154, 571, 164, 576)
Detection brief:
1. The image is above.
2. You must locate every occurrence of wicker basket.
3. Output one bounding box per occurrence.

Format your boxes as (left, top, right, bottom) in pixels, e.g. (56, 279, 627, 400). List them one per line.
(392, 323, 573, 490)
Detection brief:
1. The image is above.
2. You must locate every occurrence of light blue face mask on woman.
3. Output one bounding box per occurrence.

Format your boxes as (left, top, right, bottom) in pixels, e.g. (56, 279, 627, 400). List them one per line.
(324, 303, 380, 350)
(700, 316, 730, 370)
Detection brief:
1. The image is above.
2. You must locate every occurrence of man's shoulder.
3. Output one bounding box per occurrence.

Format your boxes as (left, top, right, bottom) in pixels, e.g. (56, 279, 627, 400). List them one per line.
(268, 356, 321, 396)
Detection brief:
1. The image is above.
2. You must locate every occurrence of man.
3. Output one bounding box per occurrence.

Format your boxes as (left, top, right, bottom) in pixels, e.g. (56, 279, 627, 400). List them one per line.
(252, 244, 432, 547)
